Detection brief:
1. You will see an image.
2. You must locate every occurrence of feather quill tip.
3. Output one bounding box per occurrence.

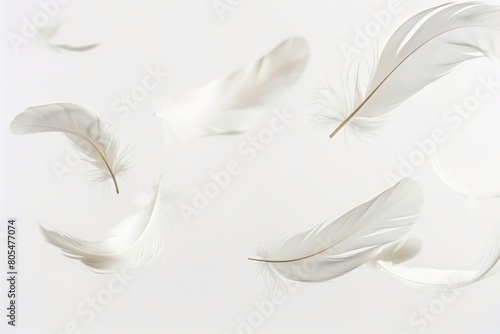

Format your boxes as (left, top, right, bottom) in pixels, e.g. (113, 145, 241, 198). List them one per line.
(311, 83, 386, 139)
(250, 246, 294, 296)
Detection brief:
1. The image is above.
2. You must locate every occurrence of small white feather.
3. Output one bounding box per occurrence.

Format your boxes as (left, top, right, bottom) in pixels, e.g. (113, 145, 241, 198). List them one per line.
(368, 238, 422, 267)
(38, 19, 99, 52)
(50, 44, 99, 52)
(10, 103, 128, 193)
(40, 177, 173, 273)
(250, 178, 423, 283)
(156, 37, 310, 138)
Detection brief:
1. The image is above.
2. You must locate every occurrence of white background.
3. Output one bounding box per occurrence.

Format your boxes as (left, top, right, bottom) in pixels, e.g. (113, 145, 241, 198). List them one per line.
(1, 0, 500, 333)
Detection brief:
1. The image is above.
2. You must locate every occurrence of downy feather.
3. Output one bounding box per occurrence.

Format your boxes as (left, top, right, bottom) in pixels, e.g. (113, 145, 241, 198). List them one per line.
(40, 177, 172, 273)
(320, 2, 500, 138)
(155, 37, 310, 138)
(10, 103, 128, 193)
(249, 178, 423, 283)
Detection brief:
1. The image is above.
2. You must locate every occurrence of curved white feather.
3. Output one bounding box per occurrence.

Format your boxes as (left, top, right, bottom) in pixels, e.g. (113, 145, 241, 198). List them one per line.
(432, 145, 500, 199)
(322, 3, 500, 138)
(431, 111, 500, 198)
(38, 18, 99, 52)
(250, 178, 423, 282)
(377, 200, 500, 291)
(40, 177, 172, 273)
(156, 37, 310, 138)
(10, 103, 128, 193)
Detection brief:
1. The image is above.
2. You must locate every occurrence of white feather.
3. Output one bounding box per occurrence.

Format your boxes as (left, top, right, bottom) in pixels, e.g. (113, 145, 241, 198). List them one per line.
(155, 37, 310, 138)
(10, 103, 129, 193)
(368, 238, 422, 267)
(377, 199, 500, 291)
(49, 44, 99, 52)
(319, 2, 500, 138)
(432, 146, 500, 199)
(250, 178, 423, 283)
(431, 111, 500, 199)
(40, 177, 172, 273)
(38, 19, 98, 52)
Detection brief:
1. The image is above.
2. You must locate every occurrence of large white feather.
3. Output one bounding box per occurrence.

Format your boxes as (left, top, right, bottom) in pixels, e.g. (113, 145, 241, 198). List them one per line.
(156, 37, 310, 138)
(319, 3, 500, 138)
(10, 103, 128, 193)
(40, 177, 172, 273)
(250, 178, 423, 283)
(377, 200, 500, 291)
